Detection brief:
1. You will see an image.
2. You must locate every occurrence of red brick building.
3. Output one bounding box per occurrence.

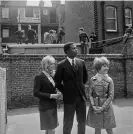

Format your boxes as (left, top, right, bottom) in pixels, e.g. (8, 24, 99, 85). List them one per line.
(65, 1, 133, 43)
(0, 0, 65, 43)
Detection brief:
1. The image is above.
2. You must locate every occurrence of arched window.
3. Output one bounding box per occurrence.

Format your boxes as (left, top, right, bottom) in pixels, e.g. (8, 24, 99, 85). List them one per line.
(125, 8, 132, 26)
(106, 6, 117, 32)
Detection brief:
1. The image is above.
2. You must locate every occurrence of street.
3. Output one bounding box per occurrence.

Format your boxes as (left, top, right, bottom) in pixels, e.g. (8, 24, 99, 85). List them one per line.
(6, 98, 133, 134)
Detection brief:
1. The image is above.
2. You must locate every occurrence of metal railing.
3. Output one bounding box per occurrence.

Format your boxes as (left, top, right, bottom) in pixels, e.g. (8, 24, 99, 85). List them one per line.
(91, 36, 124, 48)
(90, 34, 133, 54)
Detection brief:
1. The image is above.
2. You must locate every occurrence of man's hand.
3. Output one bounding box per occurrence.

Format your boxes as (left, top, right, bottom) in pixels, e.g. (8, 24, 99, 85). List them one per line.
(57, 91, 63, 100)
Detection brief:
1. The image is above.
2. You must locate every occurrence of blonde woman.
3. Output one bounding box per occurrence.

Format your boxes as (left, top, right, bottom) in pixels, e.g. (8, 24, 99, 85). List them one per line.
(33, 55, 61, 134)
(86, 56, 116, 134)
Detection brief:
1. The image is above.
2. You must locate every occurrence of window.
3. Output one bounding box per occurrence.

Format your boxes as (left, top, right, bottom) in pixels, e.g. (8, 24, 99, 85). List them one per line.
(18, 8, 25, 18)
(44, 1, 52, 7)
(125, 8, 132, 26)
(50, 8, 56, 23)
(106, 6, 117, 32)
(2, 8, 9, 18)
(33, 9, 40, 18)
(61, 0, 65, 4)
(43, 9, 48, 15)
(2, 29, 9, 38)
(26, 8, 33, 17)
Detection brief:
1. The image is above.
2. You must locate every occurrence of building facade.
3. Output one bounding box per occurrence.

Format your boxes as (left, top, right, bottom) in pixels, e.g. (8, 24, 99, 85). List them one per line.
(96, 1, 133, 41)
(65, 1, 133, 43)
(1, 1, 133, 44)
(0, 0, 64, 44)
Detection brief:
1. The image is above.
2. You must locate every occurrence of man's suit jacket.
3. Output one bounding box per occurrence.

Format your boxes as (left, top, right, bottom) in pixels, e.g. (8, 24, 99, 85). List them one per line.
(33, 72, 57, 111)
(54, 57, 88, 104)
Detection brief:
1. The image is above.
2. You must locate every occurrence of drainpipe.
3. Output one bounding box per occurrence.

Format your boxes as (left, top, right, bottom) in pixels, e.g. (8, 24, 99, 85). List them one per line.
(38, 23, 41, 44)
(122, 0, 125, 35)
(0, 23, 2, 54)
(94, 1, 98, 40)
(0, 23, 1, 44)
(101, 1, 105, 41)
(122, 1, 127, 98)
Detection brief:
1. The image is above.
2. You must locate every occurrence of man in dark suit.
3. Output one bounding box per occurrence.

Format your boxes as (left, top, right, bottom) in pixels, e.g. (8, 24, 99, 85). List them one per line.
(54, 42, 88, 134)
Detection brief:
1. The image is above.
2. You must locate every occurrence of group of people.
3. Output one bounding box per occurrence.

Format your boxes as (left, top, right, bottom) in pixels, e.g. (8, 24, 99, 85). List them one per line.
(15, 25, 36, 44)
(44, 27, 65, 44)
(79, 27, 97, 54)
(33, 42, 116, 134)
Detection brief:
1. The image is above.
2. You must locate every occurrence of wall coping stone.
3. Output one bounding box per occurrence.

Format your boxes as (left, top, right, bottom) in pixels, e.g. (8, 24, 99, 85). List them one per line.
(0, 54, 126, 61)
(7, 43, 81, 48)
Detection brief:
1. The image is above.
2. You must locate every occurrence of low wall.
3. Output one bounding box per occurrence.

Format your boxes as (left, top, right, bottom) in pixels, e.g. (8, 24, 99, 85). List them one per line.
(0, 54, 132, 109)
(7, 43, 81, 54)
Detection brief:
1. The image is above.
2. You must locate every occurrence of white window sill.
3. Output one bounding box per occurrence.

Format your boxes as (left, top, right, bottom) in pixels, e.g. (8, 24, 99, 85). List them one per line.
(106, 30, 117, 32)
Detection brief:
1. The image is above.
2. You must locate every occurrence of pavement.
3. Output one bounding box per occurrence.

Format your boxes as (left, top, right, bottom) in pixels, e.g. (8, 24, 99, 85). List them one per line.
(6, 98, 133, 134)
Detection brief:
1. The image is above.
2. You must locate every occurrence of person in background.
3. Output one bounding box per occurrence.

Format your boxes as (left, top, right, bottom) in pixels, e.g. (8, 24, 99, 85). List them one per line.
(25, 25, 36, 44)
(51, 30, 57, 44)
(44, 31, 52, 44)
(124, 24, 133, 36)
(89, 32, 97, 48)
(49, 30, 54, 44)
(57, 27, 65, 44)
(54, 42, 88, 134)
(79, 27, 89, 54)
(33, 55, 62, 134)
(123, 24, 133, 44)
(15, 26, 24, 44)
(86, 56, 116, 134)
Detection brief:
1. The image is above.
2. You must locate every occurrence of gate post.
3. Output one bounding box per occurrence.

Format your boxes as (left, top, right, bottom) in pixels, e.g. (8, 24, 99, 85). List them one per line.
(0, 67, 7, 134)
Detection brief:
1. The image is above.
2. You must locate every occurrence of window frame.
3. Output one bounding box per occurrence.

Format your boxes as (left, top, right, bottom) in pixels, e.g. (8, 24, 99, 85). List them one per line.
(125, 8, 132, 26)
(106, 6, 117, 32)
(61, 0, 65, 4)
(2, 28, 9, 38)
(18, 8, 25, 19)
(2, 7, 9, 19)
(33, 8, 40, 19)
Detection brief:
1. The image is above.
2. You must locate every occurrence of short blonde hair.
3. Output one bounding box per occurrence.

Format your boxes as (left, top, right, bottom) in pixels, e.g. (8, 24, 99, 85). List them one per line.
(41, 55, 55, 71)
(93, 56, 110, 72)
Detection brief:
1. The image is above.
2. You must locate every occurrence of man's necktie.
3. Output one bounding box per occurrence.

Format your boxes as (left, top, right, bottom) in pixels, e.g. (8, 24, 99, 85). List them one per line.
(72, 59, 76, 70)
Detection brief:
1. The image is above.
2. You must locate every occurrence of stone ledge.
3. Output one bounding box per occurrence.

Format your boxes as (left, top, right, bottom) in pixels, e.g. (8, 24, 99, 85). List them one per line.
(0, 54, 126, 61)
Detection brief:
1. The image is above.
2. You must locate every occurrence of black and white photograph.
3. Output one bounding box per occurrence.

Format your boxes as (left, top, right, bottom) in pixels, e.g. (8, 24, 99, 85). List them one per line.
(0, 0, 133, 134)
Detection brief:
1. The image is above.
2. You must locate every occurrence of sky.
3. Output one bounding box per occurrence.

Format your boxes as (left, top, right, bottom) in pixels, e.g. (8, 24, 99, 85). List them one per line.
(26, 0, 65, 7)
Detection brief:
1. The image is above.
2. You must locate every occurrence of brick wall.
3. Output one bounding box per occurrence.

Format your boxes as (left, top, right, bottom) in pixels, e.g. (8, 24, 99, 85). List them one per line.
(103, 41, 124, 54)
(65, 1, 95, 42)
(0, 53, 132, 109)
(64, 1, 129, 43)
(96, 1, 133, 41)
